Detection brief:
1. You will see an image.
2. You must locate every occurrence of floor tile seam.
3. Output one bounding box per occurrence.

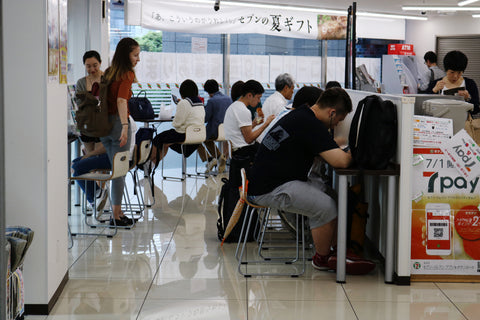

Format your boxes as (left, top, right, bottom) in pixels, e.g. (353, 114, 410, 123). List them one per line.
(341, 283, 360, 320)
(244, 297, 352, 302)
(68, 237, 98, 270)
(55, 296, 146, 301)
(135, 203, 188, 320)
(434, 282, 469, 320)
(143, 297, 249, 301)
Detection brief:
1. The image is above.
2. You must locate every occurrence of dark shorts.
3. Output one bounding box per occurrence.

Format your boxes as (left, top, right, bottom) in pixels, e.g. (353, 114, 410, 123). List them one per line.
(80, 134, 100, 143)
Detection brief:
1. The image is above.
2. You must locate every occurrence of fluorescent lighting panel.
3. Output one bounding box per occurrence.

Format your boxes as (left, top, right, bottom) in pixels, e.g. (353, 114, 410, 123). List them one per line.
(473, 14, 480, 17)
(458, 0, 480, 6)
(403, 6, 480, 11)
(177, 0, 427, 20)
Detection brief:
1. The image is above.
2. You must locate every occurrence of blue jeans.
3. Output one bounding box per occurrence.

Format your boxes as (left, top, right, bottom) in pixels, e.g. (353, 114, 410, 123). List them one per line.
(99, 115, 131, 206)
(71, 154, 111, 203)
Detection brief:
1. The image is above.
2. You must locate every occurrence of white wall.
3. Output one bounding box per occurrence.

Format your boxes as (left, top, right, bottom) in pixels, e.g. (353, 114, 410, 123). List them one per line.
(406, 15, 480, 56)
(3, 0, 68, 305)
(68, 0, 109, 84)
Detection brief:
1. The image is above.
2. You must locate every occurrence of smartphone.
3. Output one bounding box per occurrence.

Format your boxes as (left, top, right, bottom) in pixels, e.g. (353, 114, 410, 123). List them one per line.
(425, 203, 452, 256)
(172, 94, 179, 104)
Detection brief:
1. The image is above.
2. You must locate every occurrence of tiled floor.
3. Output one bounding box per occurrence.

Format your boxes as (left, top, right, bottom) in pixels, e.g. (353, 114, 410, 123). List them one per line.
(25, 170, 480, 320)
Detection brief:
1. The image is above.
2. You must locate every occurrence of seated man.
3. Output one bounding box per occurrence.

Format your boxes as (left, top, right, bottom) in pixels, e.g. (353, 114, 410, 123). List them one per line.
(247, 87, 375, 275)
(197, 79, 233, 173)
(261, 73, 295, 118)
(223, 79, 274, 187)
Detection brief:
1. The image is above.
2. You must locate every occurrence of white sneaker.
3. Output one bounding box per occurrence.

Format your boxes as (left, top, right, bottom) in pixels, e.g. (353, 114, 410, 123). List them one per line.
(95, 188, 109, 219)
(205, 158, 218, 173)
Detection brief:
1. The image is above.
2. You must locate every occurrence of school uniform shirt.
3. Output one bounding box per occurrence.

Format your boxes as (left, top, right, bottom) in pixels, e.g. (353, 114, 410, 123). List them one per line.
(248, 106, 338, 196)
(224, 100, 253, 150)
(172, 98, 205, 134)
(261, 91, 288, 118)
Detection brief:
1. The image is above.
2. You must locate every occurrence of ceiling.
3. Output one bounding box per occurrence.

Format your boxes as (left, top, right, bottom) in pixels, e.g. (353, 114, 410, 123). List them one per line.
(239, 0, 480, 17)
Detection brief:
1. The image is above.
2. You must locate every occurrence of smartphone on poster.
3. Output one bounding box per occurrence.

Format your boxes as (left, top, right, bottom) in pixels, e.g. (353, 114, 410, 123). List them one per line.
(425, 203, 452, 256)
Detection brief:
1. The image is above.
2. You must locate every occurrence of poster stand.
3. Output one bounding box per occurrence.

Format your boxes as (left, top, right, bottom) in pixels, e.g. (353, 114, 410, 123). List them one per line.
(344, 2, 356, 89)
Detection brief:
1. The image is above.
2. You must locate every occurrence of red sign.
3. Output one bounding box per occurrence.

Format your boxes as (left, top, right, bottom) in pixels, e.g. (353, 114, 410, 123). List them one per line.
(388, 44, 415, 55)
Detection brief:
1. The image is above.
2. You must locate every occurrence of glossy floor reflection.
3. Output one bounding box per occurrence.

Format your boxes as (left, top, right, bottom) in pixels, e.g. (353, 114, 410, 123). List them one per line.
(26, 170, 480, 320)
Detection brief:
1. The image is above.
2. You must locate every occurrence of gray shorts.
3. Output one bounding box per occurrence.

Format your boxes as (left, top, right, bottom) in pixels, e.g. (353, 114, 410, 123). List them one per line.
(249, 176, 337, 229)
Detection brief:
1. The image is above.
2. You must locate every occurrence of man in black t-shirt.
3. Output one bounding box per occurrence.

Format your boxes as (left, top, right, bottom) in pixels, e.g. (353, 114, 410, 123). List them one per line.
(248, 88, 375, 275)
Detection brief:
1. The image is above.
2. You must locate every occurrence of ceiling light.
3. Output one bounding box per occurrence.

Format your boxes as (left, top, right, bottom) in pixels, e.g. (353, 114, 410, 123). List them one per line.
(177, 0, 428, 20)
(358, 12, 427, 20)
(403, 6, 480, 11)
(473, 13, 480, 17)
(458, 0, 480, 6)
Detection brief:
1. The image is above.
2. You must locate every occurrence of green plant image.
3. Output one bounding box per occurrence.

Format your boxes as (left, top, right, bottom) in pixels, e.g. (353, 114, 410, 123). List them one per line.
(135, 31, 163, 52)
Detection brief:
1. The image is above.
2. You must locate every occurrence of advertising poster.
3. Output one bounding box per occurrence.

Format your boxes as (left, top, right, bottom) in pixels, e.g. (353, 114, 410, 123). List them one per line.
(411, 117, 480, 275)
(59, 0, 68, 84)
(48, 0, 59, 83)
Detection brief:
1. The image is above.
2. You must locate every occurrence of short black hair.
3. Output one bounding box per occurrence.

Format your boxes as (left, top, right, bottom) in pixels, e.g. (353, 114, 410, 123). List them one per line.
(292, 86, 323, 108)
(423, 51, 437, 64)
(443, 50, 468, 72)
(204, 79, 219, 94)
(316, 87, 352, 116)
(179, 79, 199, 99)
(325, 81, 341, 90)
(241, 79, 264, 97)
(83, 50, 101, 64)
(231, 81, 244, 101)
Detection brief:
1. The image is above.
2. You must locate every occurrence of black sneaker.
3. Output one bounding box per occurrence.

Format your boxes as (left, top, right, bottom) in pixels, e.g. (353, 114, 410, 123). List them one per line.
(109, 218, 131, 227)
(120, 215, 135, 225)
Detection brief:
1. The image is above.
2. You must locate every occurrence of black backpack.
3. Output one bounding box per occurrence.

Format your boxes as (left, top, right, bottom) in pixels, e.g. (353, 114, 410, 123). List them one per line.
(135, 127, 155, 166)
(75, 76, 113, 137)
(349, 95, 397, 170)
(134, 127, 156, 197)
(217, 178, 258, 243)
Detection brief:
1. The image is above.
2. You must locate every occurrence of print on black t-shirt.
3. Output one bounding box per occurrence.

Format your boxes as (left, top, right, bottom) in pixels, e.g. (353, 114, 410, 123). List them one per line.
(263, 125, 290, 151)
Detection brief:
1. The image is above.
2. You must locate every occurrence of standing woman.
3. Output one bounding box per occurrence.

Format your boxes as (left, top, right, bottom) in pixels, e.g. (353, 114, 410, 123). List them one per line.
(75, 50, 104, 153)
(101, 37, 140, 226)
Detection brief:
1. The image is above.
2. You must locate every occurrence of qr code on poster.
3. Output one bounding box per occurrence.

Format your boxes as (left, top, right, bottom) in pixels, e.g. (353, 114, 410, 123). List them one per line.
(434, 228, 444, 238)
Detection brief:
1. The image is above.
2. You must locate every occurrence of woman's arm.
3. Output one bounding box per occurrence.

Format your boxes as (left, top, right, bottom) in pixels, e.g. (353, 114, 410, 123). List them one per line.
(117, 97, 129, 147)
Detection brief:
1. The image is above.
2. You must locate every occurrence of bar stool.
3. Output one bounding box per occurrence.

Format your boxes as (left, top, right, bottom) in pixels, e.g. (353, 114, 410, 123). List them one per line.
(236, 168, 306, 277)
(123, 140, 153, 218)
(69, 151, 130, 238)
(162, 125, 206, 181)
(195, 123, 228, 176)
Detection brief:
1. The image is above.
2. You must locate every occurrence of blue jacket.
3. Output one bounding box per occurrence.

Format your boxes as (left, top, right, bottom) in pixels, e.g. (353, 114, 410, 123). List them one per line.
(205, 92, 233, 139)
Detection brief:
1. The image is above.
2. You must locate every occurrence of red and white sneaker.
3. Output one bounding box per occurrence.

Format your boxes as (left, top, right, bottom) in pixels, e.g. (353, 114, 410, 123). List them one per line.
(327, 254, 376, 275)
(311, 250, 335, 271)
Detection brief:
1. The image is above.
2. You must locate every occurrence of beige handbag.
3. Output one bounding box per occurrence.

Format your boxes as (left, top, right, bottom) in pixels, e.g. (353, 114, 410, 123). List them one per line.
(465, 113, 480, 144)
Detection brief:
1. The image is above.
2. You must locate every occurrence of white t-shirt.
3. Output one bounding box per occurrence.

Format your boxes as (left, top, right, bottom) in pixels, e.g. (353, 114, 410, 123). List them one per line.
(224, 100, 253, 149)
(261, 91, 288, 118)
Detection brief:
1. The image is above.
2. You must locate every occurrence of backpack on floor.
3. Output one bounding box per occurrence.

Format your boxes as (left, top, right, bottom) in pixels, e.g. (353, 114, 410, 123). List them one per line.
(135, 127, 155, 165)
(134, 127, 156, 196)
(75, 76, 113, 137)
(217, 177, 258, 243)
(349, 95, 397, 170)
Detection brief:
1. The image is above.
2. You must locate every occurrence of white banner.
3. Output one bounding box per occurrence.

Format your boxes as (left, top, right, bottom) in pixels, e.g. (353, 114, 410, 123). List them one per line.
(141, 0, 335, 40)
